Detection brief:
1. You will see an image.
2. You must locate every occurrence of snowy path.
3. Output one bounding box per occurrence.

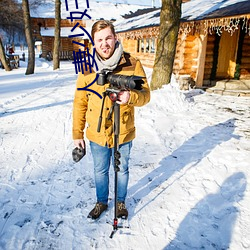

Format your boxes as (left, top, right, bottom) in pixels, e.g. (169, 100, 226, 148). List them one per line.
(0, 60, 250, 249)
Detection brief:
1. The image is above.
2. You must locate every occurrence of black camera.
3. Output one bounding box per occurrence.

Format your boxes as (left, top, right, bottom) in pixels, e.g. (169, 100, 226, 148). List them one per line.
(97, 70, 144, 90)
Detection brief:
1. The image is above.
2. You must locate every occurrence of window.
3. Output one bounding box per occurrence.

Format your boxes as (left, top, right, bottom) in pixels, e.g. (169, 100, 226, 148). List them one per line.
(137, 38, 156, 54)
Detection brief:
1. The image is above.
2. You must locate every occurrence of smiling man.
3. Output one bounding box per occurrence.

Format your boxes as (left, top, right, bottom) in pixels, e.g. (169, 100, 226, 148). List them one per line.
(72, 20, 150, 220)
(92, 22, 117, 59)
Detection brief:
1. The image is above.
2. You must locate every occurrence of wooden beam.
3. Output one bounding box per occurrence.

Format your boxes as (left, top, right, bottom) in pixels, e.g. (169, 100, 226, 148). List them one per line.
(195, 33, 207, 87)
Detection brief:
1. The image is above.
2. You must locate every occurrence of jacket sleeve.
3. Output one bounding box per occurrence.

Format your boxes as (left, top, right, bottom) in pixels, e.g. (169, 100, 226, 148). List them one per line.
(72, 73, 88, 140)
(128, 59, 150, 107)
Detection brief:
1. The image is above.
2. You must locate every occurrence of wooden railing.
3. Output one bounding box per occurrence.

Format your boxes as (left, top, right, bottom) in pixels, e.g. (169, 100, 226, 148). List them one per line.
(46, 51, 74, 61)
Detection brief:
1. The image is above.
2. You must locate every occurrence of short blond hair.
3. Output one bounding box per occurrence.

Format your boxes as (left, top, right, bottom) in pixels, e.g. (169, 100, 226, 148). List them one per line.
(91, 20, 116, 40)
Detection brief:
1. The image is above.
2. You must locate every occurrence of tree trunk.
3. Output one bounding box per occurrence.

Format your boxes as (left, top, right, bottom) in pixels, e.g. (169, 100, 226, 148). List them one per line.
(151, 0, 182, 90)
(53, 0, 61, 70)
(0, 37, 11, 71)
(22, 0, 35, 75)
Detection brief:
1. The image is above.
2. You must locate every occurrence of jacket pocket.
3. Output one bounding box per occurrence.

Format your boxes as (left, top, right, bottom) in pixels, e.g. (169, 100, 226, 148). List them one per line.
(120, 106, 135, 134)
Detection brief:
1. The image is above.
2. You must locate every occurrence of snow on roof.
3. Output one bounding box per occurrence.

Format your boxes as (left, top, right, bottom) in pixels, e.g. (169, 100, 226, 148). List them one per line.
(40, 26, 92, 39)
(114, 8, 160, 33)
(114, 0, 250, 33)
(35, 41, 42, 45)
(182, 0, 250, 21)
(30, 1, 151, 21)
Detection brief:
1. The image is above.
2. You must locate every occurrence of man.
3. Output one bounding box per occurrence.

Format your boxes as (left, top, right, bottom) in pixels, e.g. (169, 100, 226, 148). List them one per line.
(8, 46, 14, 54)
(72, 20, 150, 220)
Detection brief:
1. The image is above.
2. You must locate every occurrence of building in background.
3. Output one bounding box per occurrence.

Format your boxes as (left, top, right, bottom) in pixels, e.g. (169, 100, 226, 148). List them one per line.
(30, 1, 151, 61)
(115, 0, 250, 92)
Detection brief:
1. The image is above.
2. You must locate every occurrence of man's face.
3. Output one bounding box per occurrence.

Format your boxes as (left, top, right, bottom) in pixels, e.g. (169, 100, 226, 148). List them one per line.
(93, 27, 117, 60)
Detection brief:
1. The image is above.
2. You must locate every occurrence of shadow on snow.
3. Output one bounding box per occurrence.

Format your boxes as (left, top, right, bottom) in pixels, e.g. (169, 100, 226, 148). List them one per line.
(164, 172, 247, 249)
(128, 118, 239, 213)
(127, 118, 243, 248)
(0, 100, 73, 117)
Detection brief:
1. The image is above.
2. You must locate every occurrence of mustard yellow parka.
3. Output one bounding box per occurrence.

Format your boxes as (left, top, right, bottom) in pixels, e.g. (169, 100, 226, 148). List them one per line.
(72, 52, 150, 148)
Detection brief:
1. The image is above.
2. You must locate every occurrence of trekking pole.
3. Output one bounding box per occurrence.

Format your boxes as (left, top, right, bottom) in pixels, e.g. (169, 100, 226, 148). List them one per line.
(110, 101, 121, 238)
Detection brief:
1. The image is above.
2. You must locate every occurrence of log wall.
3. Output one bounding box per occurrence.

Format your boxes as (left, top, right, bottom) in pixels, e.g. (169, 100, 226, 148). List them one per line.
(120, 37, 156, 68)
(173, 34, 199, 81)
(240, 34, 250, 79)
(32, 17, 88, 59)
(203, 34, 216, 82)
(173, 34, 185, 74)
(41, 37, 88, 59)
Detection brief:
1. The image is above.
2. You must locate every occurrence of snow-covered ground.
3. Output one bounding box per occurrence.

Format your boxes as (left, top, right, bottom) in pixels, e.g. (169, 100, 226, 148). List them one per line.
(0, 49, 250, 250)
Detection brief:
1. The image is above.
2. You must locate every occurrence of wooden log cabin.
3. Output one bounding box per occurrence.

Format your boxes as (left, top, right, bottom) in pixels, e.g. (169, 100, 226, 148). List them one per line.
(114, 0, 250, 90)
(31, 18, 93, 60)
(30, 1, 153, 61)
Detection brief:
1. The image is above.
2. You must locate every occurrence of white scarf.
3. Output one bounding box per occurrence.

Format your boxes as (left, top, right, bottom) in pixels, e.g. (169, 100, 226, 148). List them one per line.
(94, 41, 123, 73)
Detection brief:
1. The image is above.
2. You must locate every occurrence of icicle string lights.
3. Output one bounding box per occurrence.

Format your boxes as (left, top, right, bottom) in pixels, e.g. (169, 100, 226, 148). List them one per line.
(179, 16, 250, 36)
(242, 16, 250, 36)
(117, 26, 159, 40)
(117, 16, 250, 40)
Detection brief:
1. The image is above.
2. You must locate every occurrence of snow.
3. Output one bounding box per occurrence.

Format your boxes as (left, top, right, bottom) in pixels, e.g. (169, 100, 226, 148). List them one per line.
(40, 27, 87, 38)
(181, 0, 249, 21)
(30, 1, 153, 20)
(0, 48, 250, 249)
(114, 9, 160, 33)
(114, 0, 249, 32)
(86, 0, 161, 7)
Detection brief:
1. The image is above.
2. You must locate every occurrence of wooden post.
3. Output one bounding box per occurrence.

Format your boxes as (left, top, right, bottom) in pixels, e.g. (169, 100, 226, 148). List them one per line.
(195, 32, 207, 88)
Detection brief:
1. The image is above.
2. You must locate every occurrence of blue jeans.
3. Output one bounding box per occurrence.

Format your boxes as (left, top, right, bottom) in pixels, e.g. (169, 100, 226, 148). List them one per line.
(90, 141, 132, 205)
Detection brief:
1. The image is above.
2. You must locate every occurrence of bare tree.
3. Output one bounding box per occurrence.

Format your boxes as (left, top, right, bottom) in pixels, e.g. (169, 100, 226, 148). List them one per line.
(0, 0, 23, 71)
(0, 37, 11, 71)
(0, 0, 24, 37)
(22, 0, 35, 75)
(151, 0, 182, 90)
(53, 0, 61, 70)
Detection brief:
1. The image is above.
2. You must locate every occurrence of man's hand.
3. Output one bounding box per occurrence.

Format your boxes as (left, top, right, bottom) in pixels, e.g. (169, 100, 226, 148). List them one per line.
(74, 139, 85, 149)
(116, 90, 130, 105)
(72, 139, 86, 162)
